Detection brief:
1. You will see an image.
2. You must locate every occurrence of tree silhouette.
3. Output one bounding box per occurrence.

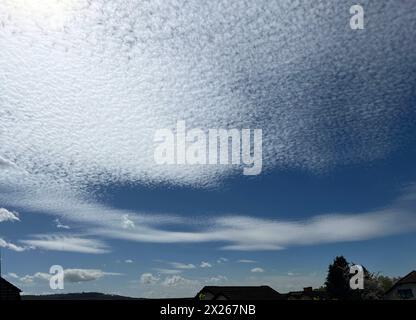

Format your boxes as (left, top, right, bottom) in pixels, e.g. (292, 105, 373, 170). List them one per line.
(325, 256, 353, 300)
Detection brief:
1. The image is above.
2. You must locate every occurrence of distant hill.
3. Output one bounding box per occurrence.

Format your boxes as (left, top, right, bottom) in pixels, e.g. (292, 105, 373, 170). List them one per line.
(22, 292, 144, 300)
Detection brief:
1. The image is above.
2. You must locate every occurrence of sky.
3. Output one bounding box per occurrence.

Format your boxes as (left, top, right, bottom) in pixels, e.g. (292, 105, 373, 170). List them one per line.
(0, 0, 415, 298)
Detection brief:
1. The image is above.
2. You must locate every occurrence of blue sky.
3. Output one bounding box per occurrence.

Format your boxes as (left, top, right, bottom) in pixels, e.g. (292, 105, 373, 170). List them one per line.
(0, 1, 416, 298)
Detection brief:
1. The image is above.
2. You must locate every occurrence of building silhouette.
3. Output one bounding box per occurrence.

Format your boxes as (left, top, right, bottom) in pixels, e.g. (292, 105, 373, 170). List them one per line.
(0, 249, 22, 300)
(196, 285, 283, 300)
(0, 276, 22, 300)
(384, 271, 416, 300)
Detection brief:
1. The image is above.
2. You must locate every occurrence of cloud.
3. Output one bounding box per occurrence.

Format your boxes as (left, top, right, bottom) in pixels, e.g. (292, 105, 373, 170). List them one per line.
(237, 259, 257, 263)
(138, 274, 209, 298)
(0, 0, 415, 254)
(7, 272, 19, 279)
(0, 1, 415, 237)
(64, 269, 121, 283)
(121, 215, 135, 229)
(17, 269, 120, 284)
(162, 275, 199, 287)
(0, 208, 20, 222)
(200, 261, 212, 268)
(217, 258, 228, 264)
(251, 267, 265, 273)
(213, 208, 416, 250)
(139, 273, 199, 289)
(0, 156, 20, 170)
(0, 238, 28, 252)
(206, 275, 228, 284)
(20, 235, 109, 254)
(154, 268, 183, 275)
(0, 0, 413, 191)
(6, 187, 416, 253)
(94, 191, 416, 251)
(169, 262, 196, 269)
(124, 259, 133, 264)
(54, 218, 70, 229)
(20, 272, 51, 284)
(140, 273, 159, 285)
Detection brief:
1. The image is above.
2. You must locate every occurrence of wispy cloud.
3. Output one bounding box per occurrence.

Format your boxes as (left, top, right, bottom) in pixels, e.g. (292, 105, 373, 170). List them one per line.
(154, 268, 183, 275)
(169, 262, 196, 270)
(206, 275, 228, 284)
(0, 208, 20, 222)
(237, 259, 257, 263)
(90, 196, 416, 251)
(251, 267, 265, 273)
(0, 238, 28, 252)
(54, 218, 70, 229)
(200, 261, 212, 268)
(5, 187, 416, 253)
(20, 234, 109, 254)
(121, 214, 135, 229)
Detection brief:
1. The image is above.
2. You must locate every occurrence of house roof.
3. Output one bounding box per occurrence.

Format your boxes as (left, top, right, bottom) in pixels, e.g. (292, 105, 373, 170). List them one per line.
(385, 271, 416, 294)
(0, 276, 22, 292)
(197, 285, 283, 300)
(285, 289, 327, 300)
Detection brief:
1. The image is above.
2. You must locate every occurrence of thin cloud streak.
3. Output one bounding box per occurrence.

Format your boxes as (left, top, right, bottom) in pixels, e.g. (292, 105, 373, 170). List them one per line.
(91, 204, 416, 251)
(6, 187, 416, 253)
(20, 235, 110, 254)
